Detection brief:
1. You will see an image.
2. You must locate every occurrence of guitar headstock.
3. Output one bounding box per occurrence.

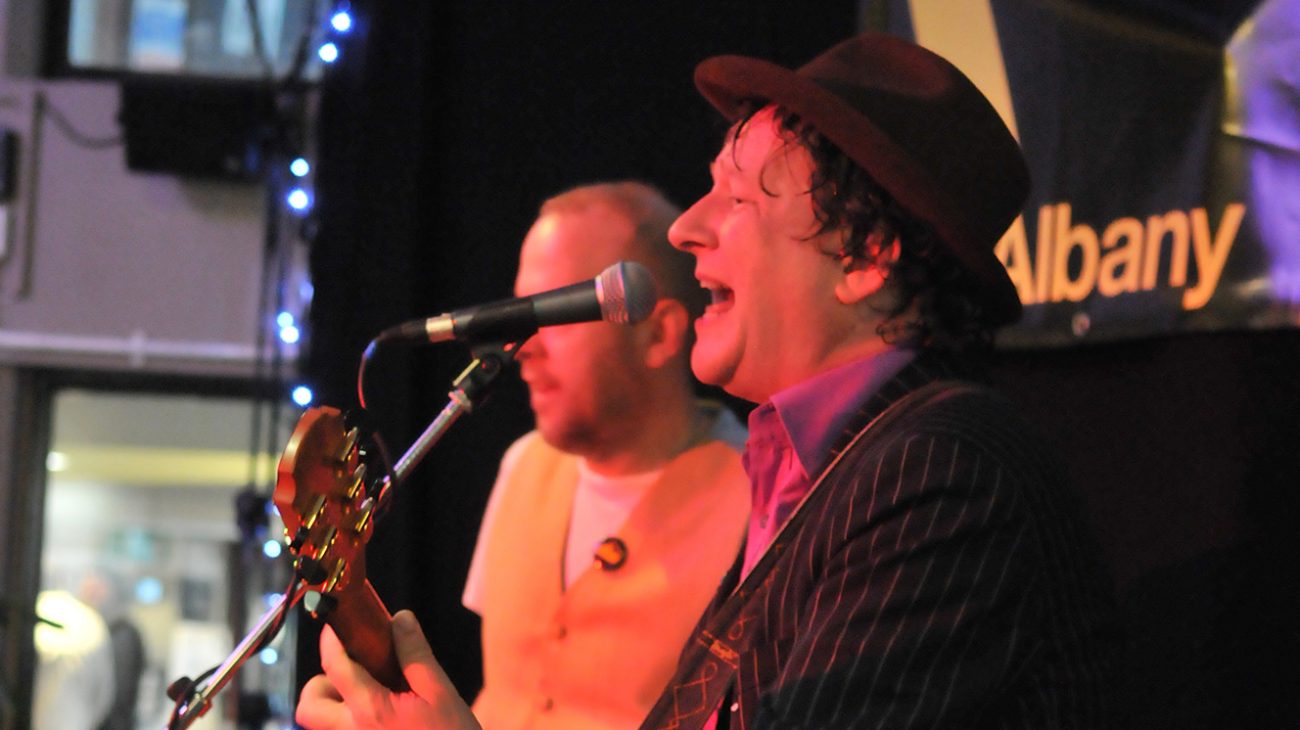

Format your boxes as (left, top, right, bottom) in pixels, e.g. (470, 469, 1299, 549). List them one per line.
(273, 406, 378, 609)
(273, 406, 407, 690)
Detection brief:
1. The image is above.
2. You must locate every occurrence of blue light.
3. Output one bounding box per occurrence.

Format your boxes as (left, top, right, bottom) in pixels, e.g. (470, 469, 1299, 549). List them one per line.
(287, 188, 311, 211)
(135, 577, 164, 605)
(262, 539, 283, 559)
(279, 325, 301, 344)
(259, 647, 279, 665)
(276, 311, 295, 328)
(331, 11, 353, 33)
(292, 386, 314, 407)
(263, 592, 283, 610)
(290, 158, 310, 177)
(318, 42, 339, 63)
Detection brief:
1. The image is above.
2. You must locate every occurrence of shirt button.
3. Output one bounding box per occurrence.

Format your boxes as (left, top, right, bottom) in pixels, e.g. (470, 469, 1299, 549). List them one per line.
(554, 624, 567, 640)
(758, 516, 769, 528)
(540, 697, 554, 712)
(731, 702, 740, 712)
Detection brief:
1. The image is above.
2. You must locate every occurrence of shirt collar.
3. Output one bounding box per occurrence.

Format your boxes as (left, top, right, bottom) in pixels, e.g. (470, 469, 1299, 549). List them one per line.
(766, 347, 918, 478)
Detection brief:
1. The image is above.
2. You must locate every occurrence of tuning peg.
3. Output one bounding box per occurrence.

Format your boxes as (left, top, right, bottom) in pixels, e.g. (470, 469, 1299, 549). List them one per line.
(287, 525, 309, 552)
(336, 427, 361, 464)
(346, 463, 368, 500)
(306, 591, 339, 618)
(353, 499, 376, 534)
(301, 494, 327, 532)
(296, 557, 328, 585)
(322, 557, 347, 594)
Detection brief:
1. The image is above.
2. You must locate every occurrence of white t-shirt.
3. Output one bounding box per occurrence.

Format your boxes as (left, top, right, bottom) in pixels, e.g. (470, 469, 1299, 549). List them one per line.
(462, 404, 746, 613)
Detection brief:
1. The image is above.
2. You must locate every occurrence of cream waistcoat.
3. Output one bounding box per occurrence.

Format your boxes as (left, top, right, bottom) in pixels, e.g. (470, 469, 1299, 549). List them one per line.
(473, 431, 749, 730)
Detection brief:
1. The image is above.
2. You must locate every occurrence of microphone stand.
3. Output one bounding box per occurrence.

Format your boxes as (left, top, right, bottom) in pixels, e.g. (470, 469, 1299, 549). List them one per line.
(166, 340, 518, 729)
(392, 341, 516, 486)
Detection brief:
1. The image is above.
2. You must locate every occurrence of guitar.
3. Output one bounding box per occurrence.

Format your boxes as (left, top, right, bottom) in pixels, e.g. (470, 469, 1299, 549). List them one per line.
(273, 406, 408, 691)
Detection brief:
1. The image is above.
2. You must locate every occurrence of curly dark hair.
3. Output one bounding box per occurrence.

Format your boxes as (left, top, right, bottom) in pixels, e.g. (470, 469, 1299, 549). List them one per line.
(730, 105, 997, 352)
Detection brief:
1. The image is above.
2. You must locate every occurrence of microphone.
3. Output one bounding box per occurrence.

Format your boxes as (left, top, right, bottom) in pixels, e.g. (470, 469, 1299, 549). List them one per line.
(376, 261, 658, 344)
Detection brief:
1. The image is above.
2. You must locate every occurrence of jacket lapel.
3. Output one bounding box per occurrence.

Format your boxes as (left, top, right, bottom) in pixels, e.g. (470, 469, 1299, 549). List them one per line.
(639, 350, 976, 730)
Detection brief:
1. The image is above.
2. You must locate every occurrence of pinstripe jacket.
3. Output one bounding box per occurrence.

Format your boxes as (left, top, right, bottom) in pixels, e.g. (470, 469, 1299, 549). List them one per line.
(641, 354, 1117, 729)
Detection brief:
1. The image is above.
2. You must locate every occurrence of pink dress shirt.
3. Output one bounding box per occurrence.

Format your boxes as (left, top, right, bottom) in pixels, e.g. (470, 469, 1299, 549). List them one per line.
(703, 348, 916, 729)
(740, 348, 917, 579)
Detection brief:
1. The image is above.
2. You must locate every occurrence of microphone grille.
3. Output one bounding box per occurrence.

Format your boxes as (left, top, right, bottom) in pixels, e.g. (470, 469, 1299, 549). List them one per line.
(597, 261, 658, 324)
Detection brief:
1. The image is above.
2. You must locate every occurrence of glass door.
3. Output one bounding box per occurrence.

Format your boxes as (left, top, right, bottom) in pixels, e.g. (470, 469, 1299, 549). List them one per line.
(34, 388, 295, 730)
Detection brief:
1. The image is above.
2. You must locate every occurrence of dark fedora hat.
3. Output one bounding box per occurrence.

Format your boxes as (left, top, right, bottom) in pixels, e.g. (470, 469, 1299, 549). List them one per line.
(693, 32, 1028, 325)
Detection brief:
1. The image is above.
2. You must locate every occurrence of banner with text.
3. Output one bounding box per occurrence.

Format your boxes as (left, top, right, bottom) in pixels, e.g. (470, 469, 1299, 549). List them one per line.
(892, 0, 1299, 347)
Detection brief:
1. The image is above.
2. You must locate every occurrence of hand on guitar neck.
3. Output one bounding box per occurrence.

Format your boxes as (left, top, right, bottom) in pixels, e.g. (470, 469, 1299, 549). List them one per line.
(275, 407, 479, 729)
(297, 609, 480, 730)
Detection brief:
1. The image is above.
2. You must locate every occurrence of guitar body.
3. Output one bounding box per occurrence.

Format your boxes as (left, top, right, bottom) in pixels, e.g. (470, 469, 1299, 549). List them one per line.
(274, 406, 408, 691)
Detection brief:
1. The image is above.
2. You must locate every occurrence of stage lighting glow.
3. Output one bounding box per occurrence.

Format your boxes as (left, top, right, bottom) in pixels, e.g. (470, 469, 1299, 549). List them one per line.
(259, 647, 279, 665)
(135, 577, 164, 605)
(46, 451, 68, 472)
(318, 42, 339, 63)
(262, 539, 283, 559)
(276, 311, 295, 328)
(292, 386, 313, 406)
(287, 188, 311, 211)
(331, 11, 353, 32)
(290, 158, 310, 177)
(279, 325, 301, 344)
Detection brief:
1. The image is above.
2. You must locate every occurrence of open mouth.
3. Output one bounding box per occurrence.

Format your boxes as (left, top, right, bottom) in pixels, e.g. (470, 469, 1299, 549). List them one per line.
(701, 280, 734, 316)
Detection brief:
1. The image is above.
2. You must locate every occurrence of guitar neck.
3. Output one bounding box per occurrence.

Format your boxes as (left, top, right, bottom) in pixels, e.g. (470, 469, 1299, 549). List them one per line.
(326, 579, 408, 692)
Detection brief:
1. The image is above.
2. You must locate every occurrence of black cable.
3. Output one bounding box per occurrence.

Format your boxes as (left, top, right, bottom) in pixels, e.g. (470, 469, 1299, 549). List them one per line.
(41, 95, 122, 149)
(243, 0, 277, 81)
(280, 0, 326, 90)
(353, 340, 403, 515)
(356, 339, 379, 409)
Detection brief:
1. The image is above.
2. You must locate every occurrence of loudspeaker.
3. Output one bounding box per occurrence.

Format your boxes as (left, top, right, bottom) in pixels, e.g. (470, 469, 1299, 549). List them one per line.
(118, 75, 276, 181)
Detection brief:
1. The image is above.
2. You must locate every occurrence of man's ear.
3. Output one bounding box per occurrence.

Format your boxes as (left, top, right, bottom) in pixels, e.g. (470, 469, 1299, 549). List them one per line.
(642, 299, 690, 369)
(834, 235, 899, 305)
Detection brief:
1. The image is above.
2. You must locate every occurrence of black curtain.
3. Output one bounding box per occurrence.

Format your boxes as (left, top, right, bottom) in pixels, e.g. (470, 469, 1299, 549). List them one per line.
(991, 330, 1300, 729)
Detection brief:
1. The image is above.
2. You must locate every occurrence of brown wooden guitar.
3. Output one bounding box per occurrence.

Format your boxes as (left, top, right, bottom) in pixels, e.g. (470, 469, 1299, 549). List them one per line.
(273, 405, 408, 691)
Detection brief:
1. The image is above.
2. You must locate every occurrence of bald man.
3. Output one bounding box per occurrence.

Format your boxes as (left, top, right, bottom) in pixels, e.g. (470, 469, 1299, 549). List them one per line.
(458, 182, 749, 729)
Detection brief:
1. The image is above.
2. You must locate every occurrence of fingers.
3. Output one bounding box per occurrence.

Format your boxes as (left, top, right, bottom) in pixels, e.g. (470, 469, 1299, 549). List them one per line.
(392, 610, 453, 699)
(295, 674, 351, 730)
(299, 615, 479, 730)
(391, 611, 482, 730)
(318, 624, 393, 725)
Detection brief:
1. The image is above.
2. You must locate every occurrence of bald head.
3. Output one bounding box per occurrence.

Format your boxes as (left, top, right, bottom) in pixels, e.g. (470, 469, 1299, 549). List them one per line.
(534, 181, 703, 319)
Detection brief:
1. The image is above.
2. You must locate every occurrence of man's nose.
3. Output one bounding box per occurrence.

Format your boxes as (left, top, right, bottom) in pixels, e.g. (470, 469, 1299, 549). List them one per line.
(515, 332, 543, 360)
(668, 197, 718, 253)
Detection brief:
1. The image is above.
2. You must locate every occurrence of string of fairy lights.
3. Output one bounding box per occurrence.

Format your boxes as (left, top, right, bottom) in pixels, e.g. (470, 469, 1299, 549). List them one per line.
(276, 2, 354, 412)
(251, 2, 358, 670)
